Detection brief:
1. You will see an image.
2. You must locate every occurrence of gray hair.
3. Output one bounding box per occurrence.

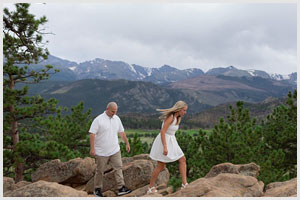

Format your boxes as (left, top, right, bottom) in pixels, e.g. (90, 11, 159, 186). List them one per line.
(107, 102, 118, 109)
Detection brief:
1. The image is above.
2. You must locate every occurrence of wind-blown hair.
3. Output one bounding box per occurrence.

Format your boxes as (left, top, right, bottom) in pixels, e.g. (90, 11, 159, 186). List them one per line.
(156, 101, 187, 125)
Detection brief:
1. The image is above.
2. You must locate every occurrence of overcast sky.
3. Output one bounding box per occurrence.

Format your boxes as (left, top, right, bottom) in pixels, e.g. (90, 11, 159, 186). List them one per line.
(3, 2, 297, 74)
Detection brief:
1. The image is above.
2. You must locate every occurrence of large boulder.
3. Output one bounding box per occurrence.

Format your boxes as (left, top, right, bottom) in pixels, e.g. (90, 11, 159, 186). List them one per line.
(32, 157, 96, 184)
(4, 180, 88, 197)
(167, 173, 264, 197)
(264, 178, 297, 197)
(167, 162, 263, 197)
(85, 159, 169, 194)
(105, 154, 154, 172)
(205, 162, 260, 178)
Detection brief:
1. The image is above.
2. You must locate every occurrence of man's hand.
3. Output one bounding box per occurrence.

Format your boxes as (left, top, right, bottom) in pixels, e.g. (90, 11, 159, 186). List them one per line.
(120, 132, 130, 153)
(90, 148, 96, 157)
(126, 143, 130, 153)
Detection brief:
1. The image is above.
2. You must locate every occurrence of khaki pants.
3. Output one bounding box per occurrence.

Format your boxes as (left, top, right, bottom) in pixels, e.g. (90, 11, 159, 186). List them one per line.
(94, 151, 124, 189)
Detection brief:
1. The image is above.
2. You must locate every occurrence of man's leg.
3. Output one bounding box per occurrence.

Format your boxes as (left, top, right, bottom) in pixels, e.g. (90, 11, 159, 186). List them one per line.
(94, 155, 109, 190)
(109, 151, 125, 189)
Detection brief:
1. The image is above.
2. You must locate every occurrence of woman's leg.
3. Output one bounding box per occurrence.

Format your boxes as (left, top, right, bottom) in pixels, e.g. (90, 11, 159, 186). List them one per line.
(178, 156, 187, 185)
(149, 161, 166, 188)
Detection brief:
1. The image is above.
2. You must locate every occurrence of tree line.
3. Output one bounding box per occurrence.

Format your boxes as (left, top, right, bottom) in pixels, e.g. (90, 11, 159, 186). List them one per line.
(3, 3, 297, 192)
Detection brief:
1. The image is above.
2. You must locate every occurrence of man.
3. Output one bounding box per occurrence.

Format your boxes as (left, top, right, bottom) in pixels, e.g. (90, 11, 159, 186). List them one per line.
(89, 102, 132, 197)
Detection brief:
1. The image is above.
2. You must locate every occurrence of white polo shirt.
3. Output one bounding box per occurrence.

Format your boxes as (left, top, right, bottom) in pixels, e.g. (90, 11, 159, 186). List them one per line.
(89, 111, 124, 156)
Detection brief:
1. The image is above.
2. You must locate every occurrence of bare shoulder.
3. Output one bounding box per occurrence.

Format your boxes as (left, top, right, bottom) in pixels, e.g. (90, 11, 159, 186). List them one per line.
(164, 114, 174, 125)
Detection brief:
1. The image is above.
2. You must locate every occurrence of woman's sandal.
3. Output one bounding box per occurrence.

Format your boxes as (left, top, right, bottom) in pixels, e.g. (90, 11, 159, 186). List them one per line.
(147, 186, 158, 194)
(181, 183, 189, 189)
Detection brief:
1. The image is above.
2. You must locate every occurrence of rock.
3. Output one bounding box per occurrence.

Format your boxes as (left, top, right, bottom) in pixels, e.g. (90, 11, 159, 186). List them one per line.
(74, 184, 86, 191)
(32, 157, 96, 184)
(104, 154, 149, 173)
(167, 173, 264, 197)
(122, 183, 171, 197)
(3, 177, 31, 193)
(157, 184, 173, 196)
(123, 184, 150, 197)
(15, 180, 31, 189)
(4, 180, 88, 197)
(103, 190, 117, 197)
(132, 154, 152, 160)
(143, 192, 163, 197)
(85, 159, 169, 193)
(3, 177, 15, 193)
(205, 162, 260, 178)
(264, 178, 297, 197)
(158, 187, 173, 196)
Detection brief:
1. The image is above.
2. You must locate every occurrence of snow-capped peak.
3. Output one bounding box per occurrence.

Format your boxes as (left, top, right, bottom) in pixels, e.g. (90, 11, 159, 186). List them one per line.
(270, 73, 289, 81)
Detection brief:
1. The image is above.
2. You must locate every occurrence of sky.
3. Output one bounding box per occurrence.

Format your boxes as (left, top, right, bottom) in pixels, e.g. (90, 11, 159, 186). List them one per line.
(2, 2, 298, 75)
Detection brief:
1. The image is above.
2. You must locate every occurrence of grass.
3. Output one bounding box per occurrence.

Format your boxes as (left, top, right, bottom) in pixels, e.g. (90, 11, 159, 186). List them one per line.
(125, 129, 160, 135)
(119, 128, 213, 144)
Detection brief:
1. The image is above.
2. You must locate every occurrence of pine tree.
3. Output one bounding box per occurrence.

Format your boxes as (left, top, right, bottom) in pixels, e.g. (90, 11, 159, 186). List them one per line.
(34, 102, 93, 157)
(200, 101, 264, 166)
(120, 133, 149, 157)
(260, 90, 297, 183)
(3, 3, 59, 182)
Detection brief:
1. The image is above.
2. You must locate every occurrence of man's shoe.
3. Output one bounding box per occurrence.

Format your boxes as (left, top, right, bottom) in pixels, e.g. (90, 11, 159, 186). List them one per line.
(93, 188, 103, 197)
(118, 185, 132, 196)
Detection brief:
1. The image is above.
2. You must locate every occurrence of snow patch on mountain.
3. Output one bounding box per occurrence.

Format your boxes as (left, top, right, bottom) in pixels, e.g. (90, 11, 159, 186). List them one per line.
(145, 67, 153, 76)
(270, 73, 290, 80)
(69, 66, 77, 71)
(247, 69, 255, 76)
(128, 64, 137, 74)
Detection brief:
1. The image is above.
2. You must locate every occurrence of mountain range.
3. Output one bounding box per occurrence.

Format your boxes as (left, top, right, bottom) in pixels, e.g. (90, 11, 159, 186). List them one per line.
(19, 55, 296, 115)
(37, 55, 296, 85)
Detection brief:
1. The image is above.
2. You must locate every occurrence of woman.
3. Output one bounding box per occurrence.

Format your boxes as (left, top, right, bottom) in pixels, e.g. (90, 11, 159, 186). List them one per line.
(147, 100, 188, 194)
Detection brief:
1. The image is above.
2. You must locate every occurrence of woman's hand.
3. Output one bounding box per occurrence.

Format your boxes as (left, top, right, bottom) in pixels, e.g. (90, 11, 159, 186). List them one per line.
(163, 147, 168, 155)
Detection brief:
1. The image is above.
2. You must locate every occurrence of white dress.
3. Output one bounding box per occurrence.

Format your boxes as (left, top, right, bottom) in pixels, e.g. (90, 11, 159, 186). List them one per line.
(149, 117, 184, 163)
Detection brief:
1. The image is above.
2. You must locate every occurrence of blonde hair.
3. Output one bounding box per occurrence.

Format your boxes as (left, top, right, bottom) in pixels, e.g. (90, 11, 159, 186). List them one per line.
(156, 101, 187, 125)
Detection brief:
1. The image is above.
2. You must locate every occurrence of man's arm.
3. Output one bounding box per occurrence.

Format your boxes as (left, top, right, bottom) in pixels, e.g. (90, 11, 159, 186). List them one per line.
(119, 132, 130, 153)
(89, 133, 96, 156)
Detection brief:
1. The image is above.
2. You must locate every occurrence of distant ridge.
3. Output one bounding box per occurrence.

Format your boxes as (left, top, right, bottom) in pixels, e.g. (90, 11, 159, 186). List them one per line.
(28, 55, 296, 85)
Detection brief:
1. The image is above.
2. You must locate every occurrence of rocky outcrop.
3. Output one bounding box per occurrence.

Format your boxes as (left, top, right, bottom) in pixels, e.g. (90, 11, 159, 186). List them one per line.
(32, 157, 96, 184)
(264, 178, 297, 197)
(167, 173, 264, 197)
(85, 159, 169, 193)
(164, 162, 264, 197)
(4, 180, 88, 197)
(205, 162, 260, 178)
(3, 155, 297, 197)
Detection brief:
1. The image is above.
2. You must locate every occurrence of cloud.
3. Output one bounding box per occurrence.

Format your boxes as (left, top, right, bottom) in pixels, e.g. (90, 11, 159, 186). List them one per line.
(4, 2, 296, 74)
